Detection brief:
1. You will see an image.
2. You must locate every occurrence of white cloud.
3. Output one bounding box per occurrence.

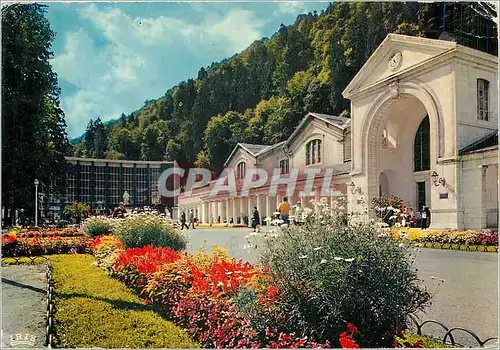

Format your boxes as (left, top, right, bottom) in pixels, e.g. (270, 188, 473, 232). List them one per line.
(52, 4, 266, 137)
(275, 2, 308, 16)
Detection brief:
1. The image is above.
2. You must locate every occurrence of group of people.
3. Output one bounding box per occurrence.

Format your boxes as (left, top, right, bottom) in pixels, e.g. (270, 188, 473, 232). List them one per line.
(179, 209, 196, 230)
(251, 196, 294, 232)
(398, 205, 431, 228)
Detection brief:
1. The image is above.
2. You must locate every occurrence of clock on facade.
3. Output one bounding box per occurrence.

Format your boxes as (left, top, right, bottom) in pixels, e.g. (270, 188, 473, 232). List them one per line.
(389, 52, 403, 70)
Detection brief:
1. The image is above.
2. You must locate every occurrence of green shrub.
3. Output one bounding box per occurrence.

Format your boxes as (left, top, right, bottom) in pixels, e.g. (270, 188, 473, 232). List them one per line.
(395, 331, 454, 348)
(258, 211, 431, 347)
(51, 254, 198, 348)
(83, 217, 113, 237)
(114, 213, 186, 250)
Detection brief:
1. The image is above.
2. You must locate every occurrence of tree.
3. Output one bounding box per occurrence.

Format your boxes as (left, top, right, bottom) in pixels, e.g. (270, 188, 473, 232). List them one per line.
(2, 3, 70, 225)
(83, 119, 95, 157)
(92, 118, 108, 158)
(64, 202, 89, 224)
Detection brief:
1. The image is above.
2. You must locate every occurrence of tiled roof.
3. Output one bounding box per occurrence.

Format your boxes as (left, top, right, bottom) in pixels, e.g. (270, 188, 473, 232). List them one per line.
(459, 130, 498, 156)
(308, 113, 351, 129)
(239, 143, 270, 155)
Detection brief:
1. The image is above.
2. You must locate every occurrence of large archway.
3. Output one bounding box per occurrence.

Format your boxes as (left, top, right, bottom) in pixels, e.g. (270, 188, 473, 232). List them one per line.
(366, 93, 435, 211)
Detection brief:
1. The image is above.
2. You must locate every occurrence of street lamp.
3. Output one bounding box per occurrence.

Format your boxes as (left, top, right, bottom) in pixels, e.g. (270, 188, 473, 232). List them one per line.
(430, 171, 446, 187)
(34, 179, 39, 227)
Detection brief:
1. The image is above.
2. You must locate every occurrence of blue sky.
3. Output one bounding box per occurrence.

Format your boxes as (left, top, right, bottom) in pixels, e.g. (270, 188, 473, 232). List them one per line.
(44, 1, 330, 138)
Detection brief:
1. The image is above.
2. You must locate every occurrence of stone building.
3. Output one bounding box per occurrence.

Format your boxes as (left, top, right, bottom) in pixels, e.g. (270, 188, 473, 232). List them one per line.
(178, 34, 498, 229)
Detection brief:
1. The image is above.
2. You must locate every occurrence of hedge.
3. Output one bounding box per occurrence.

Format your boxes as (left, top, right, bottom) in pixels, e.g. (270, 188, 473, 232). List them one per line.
(51, 254, 198, 348)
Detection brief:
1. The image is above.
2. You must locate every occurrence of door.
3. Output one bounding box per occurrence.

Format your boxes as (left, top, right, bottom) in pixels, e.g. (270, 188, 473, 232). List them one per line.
(416, 181, 426, 212)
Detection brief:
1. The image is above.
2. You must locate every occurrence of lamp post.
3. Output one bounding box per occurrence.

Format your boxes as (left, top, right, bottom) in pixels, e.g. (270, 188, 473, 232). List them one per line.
(34, 179, 39, 227)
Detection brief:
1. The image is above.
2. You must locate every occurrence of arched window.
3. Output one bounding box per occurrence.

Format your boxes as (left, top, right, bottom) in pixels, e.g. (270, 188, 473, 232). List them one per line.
(414, 116, 430, 172)
(477, 79, 489, 121)
(306, 139, 322, 165)
(237, 162, 246, 179)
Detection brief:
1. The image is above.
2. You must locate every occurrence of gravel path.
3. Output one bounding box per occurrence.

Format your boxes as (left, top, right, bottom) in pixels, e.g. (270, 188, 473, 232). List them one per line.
(2, 264, 47, 348)
(185, 227, 498, 347)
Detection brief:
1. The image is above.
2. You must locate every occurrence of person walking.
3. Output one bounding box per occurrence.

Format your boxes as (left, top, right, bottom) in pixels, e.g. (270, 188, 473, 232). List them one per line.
(180, 210, 189, 230)
(278, 197, 291, 225)
(252, 206, 260, 233)
(188, 209, 195, 229)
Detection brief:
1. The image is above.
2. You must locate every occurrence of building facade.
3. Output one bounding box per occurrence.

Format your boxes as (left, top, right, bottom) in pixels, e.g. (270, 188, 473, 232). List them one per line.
(44, 157, 176, 218)
(179, 34, 498, 230)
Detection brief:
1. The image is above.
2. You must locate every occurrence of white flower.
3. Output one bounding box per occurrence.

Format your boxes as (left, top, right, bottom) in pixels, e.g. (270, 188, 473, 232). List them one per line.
(299, 255, 308, 259)
(320, 259, 328, 264)
(338, 206, 345, 210)
(430, 276, 436, 280)
(399, 243, 405, 248)
(382, 222, 389, 227)
(250, 232, 260, 236)
(334, 257, 343, 261)
(344, 258, 354, 262)
(243, 244, 253, 250)
(313, 246, 323, 251)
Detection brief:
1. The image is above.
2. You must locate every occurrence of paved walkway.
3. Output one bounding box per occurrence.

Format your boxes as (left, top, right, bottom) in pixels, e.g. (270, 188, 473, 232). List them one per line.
(185, 227, 498, 346)
(2, 264, 47, 348)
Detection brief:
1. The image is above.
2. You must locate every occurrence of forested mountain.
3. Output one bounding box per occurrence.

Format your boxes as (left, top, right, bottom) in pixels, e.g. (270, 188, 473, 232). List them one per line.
(74, 2, 497, 172)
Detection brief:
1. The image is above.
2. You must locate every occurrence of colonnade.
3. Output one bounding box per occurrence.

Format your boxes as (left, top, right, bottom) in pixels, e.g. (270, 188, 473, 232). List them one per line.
(178, 190, 327, 226)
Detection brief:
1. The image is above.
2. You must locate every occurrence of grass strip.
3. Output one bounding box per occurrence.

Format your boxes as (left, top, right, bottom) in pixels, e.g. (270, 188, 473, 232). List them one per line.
(51, 254, 198, 348)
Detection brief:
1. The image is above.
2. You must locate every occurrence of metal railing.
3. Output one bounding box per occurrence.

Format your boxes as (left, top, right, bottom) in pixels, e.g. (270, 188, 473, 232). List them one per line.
(408, 314, 498, 348)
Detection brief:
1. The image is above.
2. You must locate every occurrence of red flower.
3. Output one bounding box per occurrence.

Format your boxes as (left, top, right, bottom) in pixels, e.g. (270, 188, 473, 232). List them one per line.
(339, 336, 359, 349)
(347, 323, 358, 334)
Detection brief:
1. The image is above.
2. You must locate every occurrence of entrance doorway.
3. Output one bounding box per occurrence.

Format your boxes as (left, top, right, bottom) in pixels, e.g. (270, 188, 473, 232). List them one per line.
(416, 181, 426, 212)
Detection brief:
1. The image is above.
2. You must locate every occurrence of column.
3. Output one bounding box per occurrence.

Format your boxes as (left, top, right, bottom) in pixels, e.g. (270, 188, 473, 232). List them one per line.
(201, 202, 206, 224)
(231, 198, 236, 224)
(314, 191, 320, 214)
(480, 165, 488, 229)
(225, 199, 229, 224)
(265, 195, 271, 224)
(207, 201, 212, 224)
(213, 201, 218, 223)
(247, 196, 253, 228)
(239, 197, 244, 224)
(256, 194, 261, 223)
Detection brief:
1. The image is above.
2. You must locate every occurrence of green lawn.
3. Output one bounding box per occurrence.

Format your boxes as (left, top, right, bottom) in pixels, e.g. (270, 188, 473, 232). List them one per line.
(51, 254, 198, 348)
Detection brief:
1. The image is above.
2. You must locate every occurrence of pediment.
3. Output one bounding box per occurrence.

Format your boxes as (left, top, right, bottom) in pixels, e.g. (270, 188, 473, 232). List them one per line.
(224, 146, 255, 168)
(288, 119, 343, 154)
(343, 34, 457, 98)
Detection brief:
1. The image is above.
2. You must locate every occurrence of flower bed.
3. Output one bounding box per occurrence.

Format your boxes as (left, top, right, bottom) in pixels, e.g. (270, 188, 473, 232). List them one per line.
(1, 235, 92, 257)
(95, 241, 331, 348)
(390, 228, 498, 248)
(8, 227, 83, 238)
(51, 254, 198, 348)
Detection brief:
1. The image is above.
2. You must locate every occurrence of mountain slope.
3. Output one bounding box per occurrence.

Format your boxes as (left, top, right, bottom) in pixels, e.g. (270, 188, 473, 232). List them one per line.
(73, 2, 497, 171)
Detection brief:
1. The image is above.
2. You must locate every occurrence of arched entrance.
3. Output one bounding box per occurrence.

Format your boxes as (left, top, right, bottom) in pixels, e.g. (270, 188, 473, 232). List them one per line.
(366, 93, 436, 211)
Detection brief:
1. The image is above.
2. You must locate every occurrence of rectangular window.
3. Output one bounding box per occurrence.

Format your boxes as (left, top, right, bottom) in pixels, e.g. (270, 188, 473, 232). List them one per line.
(344, 132, 352, 162)
(280, 159, 289, 175)
(477, 79, 489, 121)
(416, 181, 426, 211)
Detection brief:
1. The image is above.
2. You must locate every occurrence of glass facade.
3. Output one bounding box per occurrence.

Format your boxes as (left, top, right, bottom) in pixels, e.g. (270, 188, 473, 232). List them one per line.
(46, 158, 174, 217)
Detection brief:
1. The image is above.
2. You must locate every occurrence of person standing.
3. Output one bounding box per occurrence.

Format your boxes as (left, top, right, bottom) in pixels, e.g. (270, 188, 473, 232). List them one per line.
(278, 197, 291, 225)
(113, 202, 127, 218)
(424, 206, 431, 229)
(188, 209, 195, 229)
(180, 210, 189, 230)
(252, 206, 260, 233)
(421, 206, 427, 230)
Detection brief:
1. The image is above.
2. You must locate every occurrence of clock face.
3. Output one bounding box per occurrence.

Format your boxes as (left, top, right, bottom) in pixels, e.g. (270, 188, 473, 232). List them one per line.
(389, 52, 402, 70)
